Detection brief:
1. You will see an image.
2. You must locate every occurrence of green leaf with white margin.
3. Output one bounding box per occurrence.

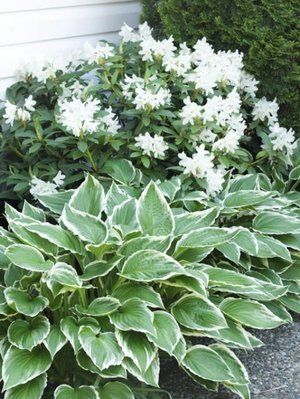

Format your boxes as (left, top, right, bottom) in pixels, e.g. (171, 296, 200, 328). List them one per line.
(54, 385, 99, 399)
(47, 263, 82, 290)
(5, 287, 48, 317)
(8, 316, 50, 351)
(36, 190, 75, 214)
(109, 298, 156, 335)
(255, 234, 292, 262)
(8, 221, 58, 257)
(223, 190, 271, 208)
(116, 330, 157, 373)
(278, 234, 300, 251)
(232, 229, 258, 256)
(80, 257, 121, 281)
(138, 181, 174, 237)
(220, 298, 284, 329)
(75, 297, 120, 316)
(44, 325, 67, 358)
(223, 383, 250, 399)
(112, 283, 164, 309)
(4, 373, 47, 399)
(216, 242, 240, 264)
(120, 249, 185, 282)
(119, 235, 171, 258)
(158, 175, 181, 201)
(61, 204, 107, 245)
(280, 294, 300, 313)
(289, 165, 300, 180)
(171, 294, 228, 331)
(69, 174, 105, 216)
(280, 261, 300, 280)
(174, 208, 220, 236)
(22, 201, 45, 222)
(174, 227, 238, 257)
(105, 181, 131, 216)
(182, 345, 233, 382)
(78, 326, 123, 371)
(100, 382, 134, 399)
(23, 222, 84, 254)
(124, 352, 160, 387)
(210, 344, 249, 385)
(109, 198, 140, 236)
(3, 346, 51, 390)
(161, 270, 207, 297)
(102, 159, 136, 185)
(146, 311, 182, 354)
(5, 244, 53, 273)
(60, 316, 99, 353)
(253, 212, 300, 234)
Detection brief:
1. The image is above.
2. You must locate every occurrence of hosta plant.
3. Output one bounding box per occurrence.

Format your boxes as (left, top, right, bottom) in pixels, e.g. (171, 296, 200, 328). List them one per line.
(0, 174, 299, 398)
(0, 22, 298, 200)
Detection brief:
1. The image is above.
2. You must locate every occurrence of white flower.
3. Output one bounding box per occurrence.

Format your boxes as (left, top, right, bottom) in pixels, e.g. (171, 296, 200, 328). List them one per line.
(239, 71, 259, 97)
(3, 101, 18, 126)
(206, 168, 225, 196)
(135, 132, 168, 158)
(163, 52, 192, 76)
(84, 42, 114, 64)
(24, 95, 36, 112)
(3, 95, 36, 126)
(179, 144, 214, 178)
(100, 107, 121, 135)
(252, 97, 279, 125)
(53, 171, 65, 187)
(139, 22, 153, 40)
(192, 38, 215, 64)
(139, 36, 157, 61)
(133, 86, 171, 110)
(30, 177, 58, 198)
(269, 123, 296, 156)
(199, 129, 217, 143)
(180, 97, 202, 125)
(57, 96, 100, 136)
(119, 23, 140, 42)
(213, 130, 241, 153)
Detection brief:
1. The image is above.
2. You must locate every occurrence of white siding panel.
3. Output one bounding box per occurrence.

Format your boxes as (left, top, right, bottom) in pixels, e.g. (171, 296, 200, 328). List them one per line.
(0, 3, 140, 46)
(0, 1, 140, 99)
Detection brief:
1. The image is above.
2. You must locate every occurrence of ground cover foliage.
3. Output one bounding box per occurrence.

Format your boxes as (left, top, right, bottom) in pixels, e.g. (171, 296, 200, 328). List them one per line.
(0, 173, 299, 398)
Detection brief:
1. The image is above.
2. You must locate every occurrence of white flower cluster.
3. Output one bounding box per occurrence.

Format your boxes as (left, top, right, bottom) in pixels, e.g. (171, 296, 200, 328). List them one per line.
(135, 132, 169, 158)
(3, 95, 36, 126)
(30, 171, 65, 198)
(121, 75, 171, 110)
(252, 97, 296, 157)
(56, 96, 120, 137)
(179, 145, 224, 196)
(84, 42, 115, 64)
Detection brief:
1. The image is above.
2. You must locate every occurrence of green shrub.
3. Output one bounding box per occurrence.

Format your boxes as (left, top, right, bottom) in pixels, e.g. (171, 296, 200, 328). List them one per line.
(0, 173, 299, 398)
(1, 23, 297, 201)
(140, 0, 300, 132)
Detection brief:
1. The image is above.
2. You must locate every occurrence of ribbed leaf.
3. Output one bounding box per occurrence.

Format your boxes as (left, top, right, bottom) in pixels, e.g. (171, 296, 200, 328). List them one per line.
(44, 325, 67, 358)
(223, 190, 271, 208)
(253, 212, 300, 234)
(54, 385, 99, 399)
(4, 374, 47, 399)
(5, 287, 48, 317)
(171, 294, 227, 331)
(3, 347, 51, 390)
(112, 283, 164, 308)
(174, 208, 219, 236)
(5, 244, 53, 272)
(100, 382, 134, 399)
(60, 316, 99, 353)
(75, 297, 120, 317)
(8, 316, 50, 351)
(138, 181, 174, 236)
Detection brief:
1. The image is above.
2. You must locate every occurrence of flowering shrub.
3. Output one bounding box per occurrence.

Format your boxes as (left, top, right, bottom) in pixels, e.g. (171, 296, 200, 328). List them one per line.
(0, 174, 299, 398)
(0, 23, 297, 199)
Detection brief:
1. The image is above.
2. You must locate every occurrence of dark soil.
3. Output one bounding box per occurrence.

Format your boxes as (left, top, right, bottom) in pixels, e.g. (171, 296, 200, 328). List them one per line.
(160, 314, 300, 399)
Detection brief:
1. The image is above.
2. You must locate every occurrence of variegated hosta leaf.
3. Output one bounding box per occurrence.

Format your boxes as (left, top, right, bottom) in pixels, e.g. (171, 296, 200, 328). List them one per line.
(8, 316, 50, 351)
(36, 190, 75, 214)
(171, 294, 228, 331)
(109, 298, 156, 335)
(100, 382, 134, 399)
(174, 207, 220, 236)
(60, 316, 99, 353)
(3, 346, 51, 390)
(112, 283, 164, 309)
(4, 287, 49, 317)
(253, 211, 300, 234)
(61, 204, 107, 245)
(44, 325, 67, 358)
(220, 298, 284, 329)
(182, 345, 233, 382)
(223, 190, 272, 208)
(78, 326, 123, 371)
(46, 262, 82, 292)
(69, 174, 105, 216)
(54, 384, 99, 399)
(120, 250, 185, 282)
(4, 373, 47, 399)
(109, 198, 140, 236)
(75, 297, 120, 317)
(124, 351, 160, 387)
(105, 181, 131, 216)
(119, 235, 172, 258)
(138, 181, 174, 237)
(5, 244, 53, 272)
